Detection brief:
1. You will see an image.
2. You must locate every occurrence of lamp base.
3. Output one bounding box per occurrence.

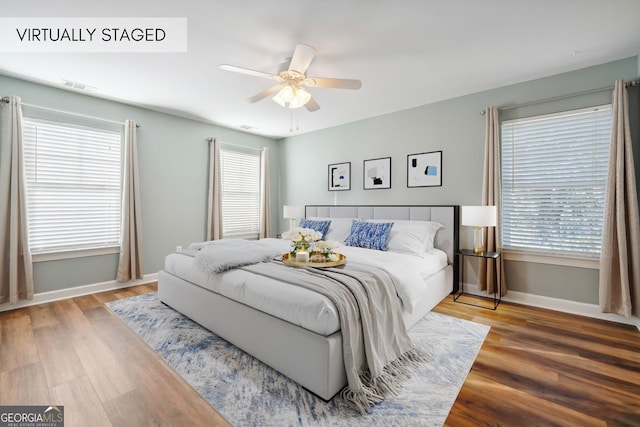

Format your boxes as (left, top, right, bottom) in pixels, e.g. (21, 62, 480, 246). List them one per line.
(473, 226, 485, 254)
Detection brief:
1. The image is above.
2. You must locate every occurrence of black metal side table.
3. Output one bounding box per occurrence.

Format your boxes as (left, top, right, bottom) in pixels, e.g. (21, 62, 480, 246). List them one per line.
(454, 249, 501, 310)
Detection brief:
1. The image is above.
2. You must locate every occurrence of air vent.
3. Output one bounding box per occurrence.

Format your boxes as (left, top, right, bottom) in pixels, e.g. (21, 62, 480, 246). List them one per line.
(61, 79, 97, 93)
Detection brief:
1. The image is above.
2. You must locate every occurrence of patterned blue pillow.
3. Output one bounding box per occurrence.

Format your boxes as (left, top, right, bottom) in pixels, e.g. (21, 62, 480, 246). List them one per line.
(345, 220, 394, 251)
(298, 219, 331, 240)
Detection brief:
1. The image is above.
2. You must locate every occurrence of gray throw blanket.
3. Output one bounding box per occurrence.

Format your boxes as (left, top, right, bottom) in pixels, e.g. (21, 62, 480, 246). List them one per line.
(193, 239, 282, 274)
(241, 260, 425, 413)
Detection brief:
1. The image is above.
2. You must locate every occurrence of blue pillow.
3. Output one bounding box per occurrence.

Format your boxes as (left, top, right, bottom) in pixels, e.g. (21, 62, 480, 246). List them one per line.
(298, 219, 331, 240)
(345, 220, 394, 251)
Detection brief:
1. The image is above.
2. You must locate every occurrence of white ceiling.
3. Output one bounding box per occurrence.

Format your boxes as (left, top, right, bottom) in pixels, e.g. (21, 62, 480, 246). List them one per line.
(2, 1, 639, 138)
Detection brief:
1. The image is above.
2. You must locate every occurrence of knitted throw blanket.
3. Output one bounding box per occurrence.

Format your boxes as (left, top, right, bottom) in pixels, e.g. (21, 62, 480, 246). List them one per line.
(241, 260, 425, 413)
(192, 239, 282, 274)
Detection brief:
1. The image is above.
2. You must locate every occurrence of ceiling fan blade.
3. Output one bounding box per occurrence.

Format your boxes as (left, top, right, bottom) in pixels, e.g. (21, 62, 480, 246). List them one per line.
(304, 77, 362, 90)
(305, 97, 320, 112)
(288, 44, 316, 74)
(219, 64, 279, 80)
(247, 84, 283, 103)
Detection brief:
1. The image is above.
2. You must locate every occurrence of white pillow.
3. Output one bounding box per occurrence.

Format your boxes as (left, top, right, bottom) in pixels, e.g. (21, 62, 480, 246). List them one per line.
(367, 219, 443, 254)
(307, 217, 358, 243)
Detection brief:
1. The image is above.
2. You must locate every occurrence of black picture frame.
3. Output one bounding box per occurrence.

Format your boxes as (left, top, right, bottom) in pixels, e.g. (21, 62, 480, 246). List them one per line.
(328, 162, 351, 191)
(363, 157, 391, 190)
(407, 150, 442, 187)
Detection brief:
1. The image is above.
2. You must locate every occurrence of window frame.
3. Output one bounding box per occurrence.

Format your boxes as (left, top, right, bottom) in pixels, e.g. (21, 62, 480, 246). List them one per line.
(219, 145, 262, 239)
(22, 116, 124, 261)
(499, 104, 612, 268)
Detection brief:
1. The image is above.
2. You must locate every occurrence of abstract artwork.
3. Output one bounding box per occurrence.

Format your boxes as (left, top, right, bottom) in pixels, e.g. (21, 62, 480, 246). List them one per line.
(363, 157, 391, 190)
(407, 151, 442, 187)
(328, 162, 351, 191)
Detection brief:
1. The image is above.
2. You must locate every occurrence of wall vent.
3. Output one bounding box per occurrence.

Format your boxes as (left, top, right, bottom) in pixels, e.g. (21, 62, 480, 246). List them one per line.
(61, 79, 97, 93)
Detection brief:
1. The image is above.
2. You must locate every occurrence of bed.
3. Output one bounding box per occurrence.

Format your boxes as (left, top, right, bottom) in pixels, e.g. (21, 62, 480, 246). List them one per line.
(158, 204, 459, 401)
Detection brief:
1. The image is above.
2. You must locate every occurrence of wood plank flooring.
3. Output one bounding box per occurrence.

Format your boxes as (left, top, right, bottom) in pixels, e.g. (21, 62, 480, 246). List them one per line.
(435, 297, 640, 426)
(0, 284, 230, 427)
(1, 284, 639, 426)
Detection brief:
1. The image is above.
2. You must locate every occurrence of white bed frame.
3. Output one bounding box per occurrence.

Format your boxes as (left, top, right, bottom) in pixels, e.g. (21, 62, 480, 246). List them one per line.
(158, 205, 459, 400)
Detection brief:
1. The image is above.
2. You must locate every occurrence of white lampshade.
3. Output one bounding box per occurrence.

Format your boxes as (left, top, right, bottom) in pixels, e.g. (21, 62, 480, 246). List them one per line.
(461, 206, 497, 227)
(272, 84, 311, 109)
(283, 205, 304, 219)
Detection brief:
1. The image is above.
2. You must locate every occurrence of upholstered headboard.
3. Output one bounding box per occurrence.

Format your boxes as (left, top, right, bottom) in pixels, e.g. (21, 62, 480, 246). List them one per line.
(304, 205, 459, 266)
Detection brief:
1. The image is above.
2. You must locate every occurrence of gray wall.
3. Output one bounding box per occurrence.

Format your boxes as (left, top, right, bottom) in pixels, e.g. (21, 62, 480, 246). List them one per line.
(280, 56, 639, 305)
(0, 74, 280, 293)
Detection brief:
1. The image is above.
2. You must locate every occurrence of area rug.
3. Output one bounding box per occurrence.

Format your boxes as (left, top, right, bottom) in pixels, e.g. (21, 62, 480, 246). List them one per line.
(106, 293, 489, 426)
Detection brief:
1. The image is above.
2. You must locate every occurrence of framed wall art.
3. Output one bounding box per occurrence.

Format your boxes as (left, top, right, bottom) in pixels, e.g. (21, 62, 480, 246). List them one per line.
(328, 162, 351, 191)
(363, 157, 391, 190)
(407, 150, 442, 187)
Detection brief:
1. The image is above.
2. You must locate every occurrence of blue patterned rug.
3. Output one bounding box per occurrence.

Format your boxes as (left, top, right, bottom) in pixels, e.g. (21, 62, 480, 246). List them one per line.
(106, 293, 489, 426)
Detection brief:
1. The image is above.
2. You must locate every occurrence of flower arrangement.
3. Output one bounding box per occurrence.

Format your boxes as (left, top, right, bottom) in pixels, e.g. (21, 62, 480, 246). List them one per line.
(281, 227, 323, 255)
(281, 227, 341, 262)
(313, 239, 341, 262)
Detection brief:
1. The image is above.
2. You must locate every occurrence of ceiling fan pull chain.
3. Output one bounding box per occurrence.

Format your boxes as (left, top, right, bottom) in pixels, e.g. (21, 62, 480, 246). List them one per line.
(289, 111, 293, 133)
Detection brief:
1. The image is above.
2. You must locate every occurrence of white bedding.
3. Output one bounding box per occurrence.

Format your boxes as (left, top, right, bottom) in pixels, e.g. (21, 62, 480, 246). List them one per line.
(164, 238, 448, 336)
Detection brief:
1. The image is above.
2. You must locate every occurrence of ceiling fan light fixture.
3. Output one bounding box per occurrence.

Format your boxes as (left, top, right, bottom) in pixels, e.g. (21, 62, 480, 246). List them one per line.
(222, 44, 362, 113)
(272, 90, 287, 107)
(289, 86, 311, 109)
(272, 84, 310, 109)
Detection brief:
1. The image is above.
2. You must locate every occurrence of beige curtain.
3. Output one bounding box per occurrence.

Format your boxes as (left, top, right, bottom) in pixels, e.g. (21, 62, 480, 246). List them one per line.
(599, 80, 640, 318)
(0, 96, 34, 303)
(117, 120, 144, 282)
(259, 147, 271, 238)
(206, 138, 223, 241)
(479, 106, 506, 295)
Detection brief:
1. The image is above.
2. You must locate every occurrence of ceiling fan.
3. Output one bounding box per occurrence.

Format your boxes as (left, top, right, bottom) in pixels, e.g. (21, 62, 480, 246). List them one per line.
(220, 44, 362, 112)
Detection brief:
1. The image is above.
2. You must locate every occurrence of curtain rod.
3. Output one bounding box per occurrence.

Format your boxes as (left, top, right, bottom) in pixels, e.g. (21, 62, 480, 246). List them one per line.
(480, 79, 640, 115)
(1, 96, 141, 128)
(207, 137, 263, 152)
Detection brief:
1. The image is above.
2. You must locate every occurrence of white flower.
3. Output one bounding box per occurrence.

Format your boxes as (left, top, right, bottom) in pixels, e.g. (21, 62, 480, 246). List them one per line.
(328, 253, 339, 262)
(325, 240, 339, 249)
(282, 227, 322, 243)
(315, 240, 340, 251)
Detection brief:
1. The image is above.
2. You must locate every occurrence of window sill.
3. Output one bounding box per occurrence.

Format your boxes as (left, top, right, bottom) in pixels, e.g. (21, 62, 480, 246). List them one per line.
(32, 246, 120, 262)
(503, 250, 599, 269)
(223, 232, 260, 240)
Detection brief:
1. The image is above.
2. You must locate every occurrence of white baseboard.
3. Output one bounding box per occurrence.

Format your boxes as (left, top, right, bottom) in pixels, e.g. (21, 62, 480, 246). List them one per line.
(462, 282, 640, 331)
(0, 273, 158, 313)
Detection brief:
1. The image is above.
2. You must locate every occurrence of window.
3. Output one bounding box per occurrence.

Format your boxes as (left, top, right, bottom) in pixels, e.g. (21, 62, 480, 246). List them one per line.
(23, 118, 122, 255)
(501, 105, 612, 259)
(220, 147, 261, 238)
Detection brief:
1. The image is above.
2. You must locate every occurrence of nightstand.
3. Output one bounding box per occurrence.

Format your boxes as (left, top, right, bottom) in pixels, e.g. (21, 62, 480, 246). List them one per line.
(454, 249, 501, 310)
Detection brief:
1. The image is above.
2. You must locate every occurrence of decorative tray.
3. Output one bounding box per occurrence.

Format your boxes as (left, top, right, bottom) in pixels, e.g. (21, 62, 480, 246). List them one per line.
(282, 252, 346, 268)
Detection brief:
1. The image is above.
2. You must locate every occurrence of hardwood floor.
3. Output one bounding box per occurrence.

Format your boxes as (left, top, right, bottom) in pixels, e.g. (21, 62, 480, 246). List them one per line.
(1, 284, 639, 426)
(435, 297, 640, 427)
(0, 284, 229, 427)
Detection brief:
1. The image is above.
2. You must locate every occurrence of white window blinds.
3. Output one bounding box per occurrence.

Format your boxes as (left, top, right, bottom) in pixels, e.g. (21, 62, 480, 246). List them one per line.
(220, 147, 261, 238)
(23, 118, 122, 254)
(501, 105, 612, 257)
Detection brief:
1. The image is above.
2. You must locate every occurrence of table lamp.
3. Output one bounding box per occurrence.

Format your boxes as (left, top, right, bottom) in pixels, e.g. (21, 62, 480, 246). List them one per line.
(283, 205, 304, 231)
(461, 205, 497, 254)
